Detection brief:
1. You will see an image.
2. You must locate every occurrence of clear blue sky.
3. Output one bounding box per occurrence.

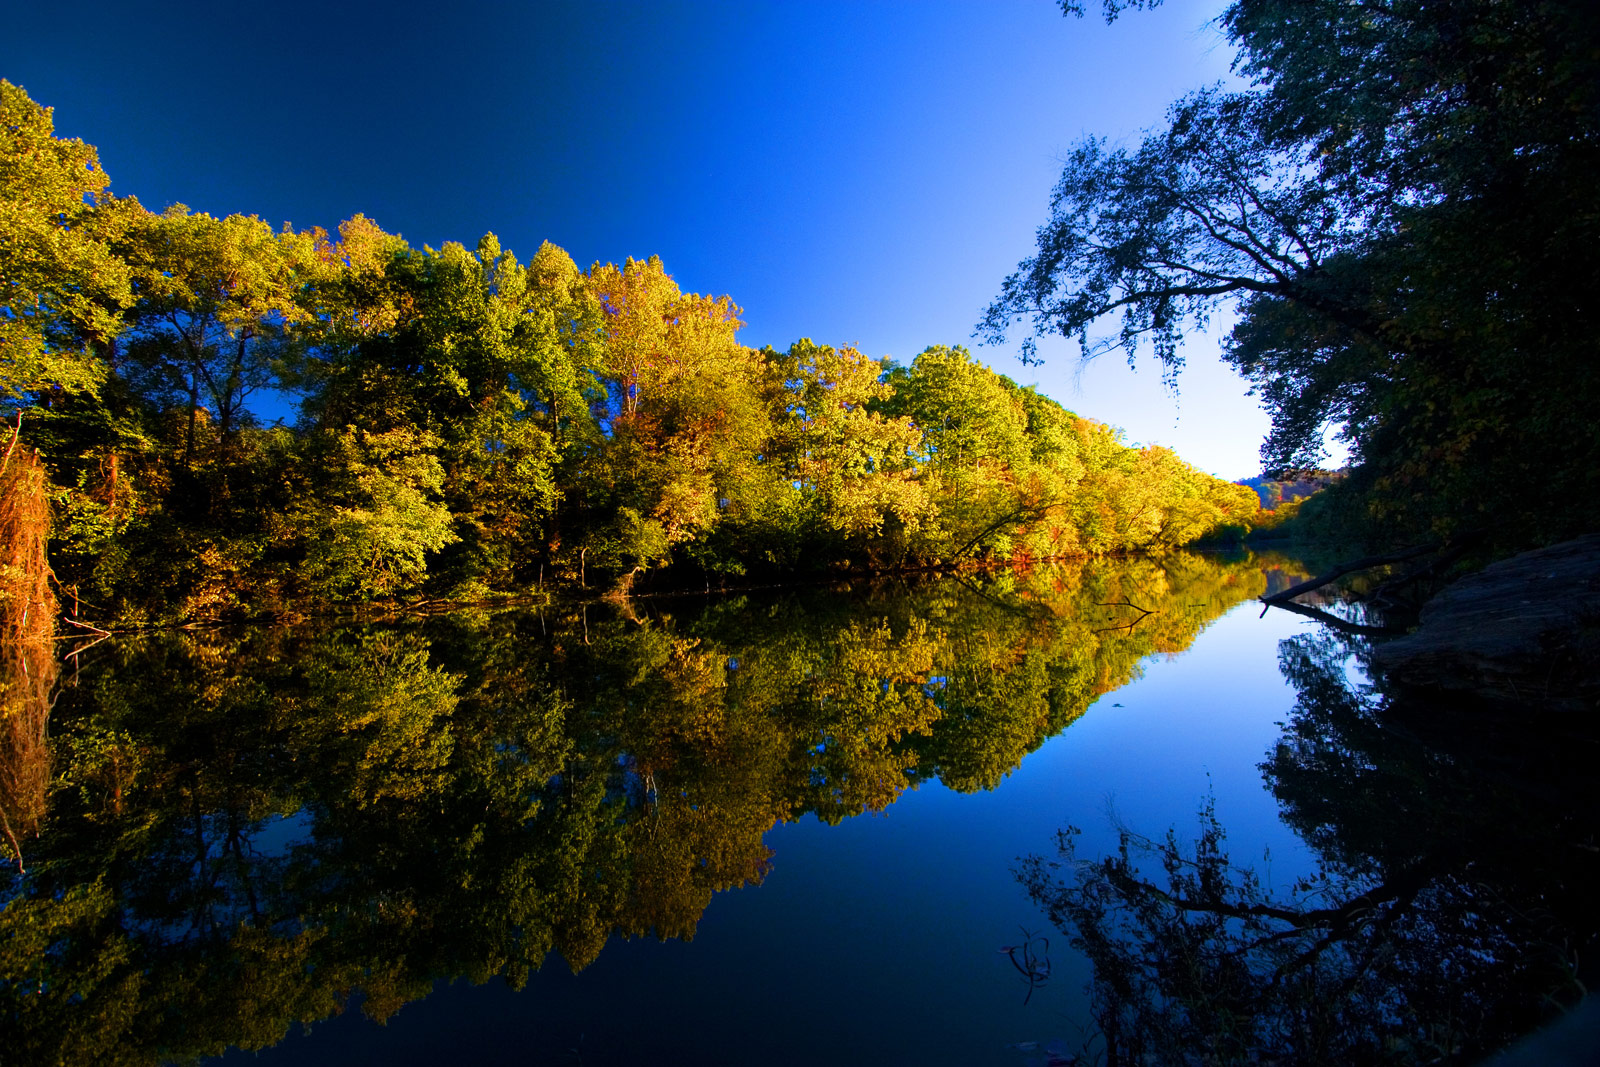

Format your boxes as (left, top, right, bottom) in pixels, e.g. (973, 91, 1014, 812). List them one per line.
(3, 0, 1283, 477)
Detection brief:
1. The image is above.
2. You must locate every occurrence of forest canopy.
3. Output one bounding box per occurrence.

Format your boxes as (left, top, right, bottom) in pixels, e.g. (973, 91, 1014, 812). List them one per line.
(982, 0, 1600, 550)
(1, 80, 1260, 622)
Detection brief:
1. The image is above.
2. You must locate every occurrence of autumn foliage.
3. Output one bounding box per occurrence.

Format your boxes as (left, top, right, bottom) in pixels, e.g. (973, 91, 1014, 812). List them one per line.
(1, 80, 1259, 625)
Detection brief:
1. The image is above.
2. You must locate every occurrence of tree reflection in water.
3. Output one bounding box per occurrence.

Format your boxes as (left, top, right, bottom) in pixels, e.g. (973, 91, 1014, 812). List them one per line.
(1019, 624, 1599, 1065)
(0, 552, 1279, 1066)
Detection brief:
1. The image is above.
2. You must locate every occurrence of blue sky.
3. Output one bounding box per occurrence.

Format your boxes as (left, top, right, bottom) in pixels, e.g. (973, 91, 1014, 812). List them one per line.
(3, 0, 1281, 477)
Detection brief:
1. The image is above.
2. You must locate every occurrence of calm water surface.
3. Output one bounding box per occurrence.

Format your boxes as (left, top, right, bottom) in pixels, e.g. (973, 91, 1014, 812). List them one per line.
(5, 552, 1593, 1065)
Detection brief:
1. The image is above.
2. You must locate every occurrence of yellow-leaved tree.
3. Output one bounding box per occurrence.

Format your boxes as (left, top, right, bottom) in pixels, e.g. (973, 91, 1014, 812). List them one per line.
(0, 80, 134, 404)
(579, 256, 776, 576)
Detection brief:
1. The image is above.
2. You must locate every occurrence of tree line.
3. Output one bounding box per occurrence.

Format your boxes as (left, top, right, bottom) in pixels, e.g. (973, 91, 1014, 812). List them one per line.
(1, 81, 1260, 623)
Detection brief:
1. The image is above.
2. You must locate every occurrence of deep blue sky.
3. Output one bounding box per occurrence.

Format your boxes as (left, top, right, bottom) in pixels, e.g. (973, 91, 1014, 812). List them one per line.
(3, 0, 1281, 476)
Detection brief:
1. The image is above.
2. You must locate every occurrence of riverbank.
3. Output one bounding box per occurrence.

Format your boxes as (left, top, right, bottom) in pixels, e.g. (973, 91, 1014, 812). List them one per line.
(1373, 534, 1600, 713)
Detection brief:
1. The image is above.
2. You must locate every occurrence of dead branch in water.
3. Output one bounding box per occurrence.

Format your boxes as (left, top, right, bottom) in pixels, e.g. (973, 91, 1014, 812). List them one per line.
(1369, 539, 1479, 608)
(1094, 599, 1156, 634)
(1260, 542, 1442, 607)
(1261, 598, 1406, 637)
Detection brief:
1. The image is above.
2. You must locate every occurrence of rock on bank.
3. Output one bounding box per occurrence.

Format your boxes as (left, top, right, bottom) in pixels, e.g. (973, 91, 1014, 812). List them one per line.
(1373, 534, 1600, 712)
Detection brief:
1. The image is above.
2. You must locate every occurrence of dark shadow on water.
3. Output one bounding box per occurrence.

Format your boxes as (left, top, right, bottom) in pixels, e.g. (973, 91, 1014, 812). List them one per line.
(1019, 622, 1600, 1065)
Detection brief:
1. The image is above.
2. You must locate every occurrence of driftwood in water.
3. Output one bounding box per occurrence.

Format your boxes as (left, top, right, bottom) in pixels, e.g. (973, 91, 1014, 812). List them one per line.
(1261, 541, 1442, 607)
(1262, 598, 1404, 637)
(1370, 540, 1477, 607)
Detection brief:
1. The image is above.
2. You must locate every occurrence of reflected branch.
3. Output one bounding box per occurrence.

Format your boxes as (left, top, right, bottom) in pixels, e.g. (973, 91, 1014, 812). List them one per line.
(1260, 598, 1402, 636)
(1019, 621, 1598, 1065)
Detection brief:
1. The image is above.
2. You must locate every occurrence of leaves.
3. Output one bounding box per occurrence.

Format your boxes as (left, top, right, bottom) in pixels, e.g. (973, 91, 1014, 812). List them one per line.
(0, 81, 131, 401)
(991, 0, 1600, 547)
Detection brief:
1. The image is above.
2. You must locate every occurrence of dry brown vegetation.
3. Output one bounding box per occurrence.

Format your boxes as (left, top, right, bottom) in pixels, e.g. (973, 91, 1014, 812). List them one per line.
(0, 426, 58, 871)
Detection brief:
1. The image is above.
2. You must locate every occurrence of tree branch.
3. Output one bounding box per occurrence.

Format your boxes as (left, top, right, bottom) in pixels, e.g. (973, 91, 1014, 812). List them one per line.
(1260, 541, 1442, 605)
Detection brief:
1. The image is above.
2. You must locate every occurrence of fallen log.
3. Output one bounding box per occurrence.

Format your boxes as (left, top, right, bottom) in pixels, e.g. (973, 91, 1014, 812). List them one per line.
(1261, 541, 1441, 606)
(1262, 598, 1405, 637)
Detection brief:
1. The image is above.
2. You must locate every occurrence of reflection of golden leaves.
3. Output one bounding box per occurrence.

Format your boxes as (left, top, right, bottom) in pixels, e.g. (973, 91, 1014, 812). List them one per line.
(293, 633, 461, 807)
(620, 796, 776, 943)
(7, 552, 1290, 1060)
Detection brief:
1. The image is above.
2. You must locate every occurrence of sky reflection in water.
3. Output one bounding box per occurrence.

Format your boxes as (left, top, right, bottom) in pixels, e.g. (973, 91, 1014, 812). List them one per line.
(17, 551, 1565, 1066)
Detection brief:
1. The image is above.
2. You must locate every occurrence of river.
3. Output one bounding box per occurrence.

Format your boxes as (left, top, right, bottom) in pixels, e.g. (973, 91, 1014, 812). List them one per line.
(3, 551, 1591, 1065)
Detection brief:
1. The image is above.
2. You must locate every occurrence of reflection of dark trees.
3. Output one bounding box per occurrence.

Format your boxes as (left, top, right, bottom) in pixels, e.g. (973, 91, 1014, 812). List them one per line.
(1021, 626, 1599, 1065)
(0, 553, 1279, 1065)
(0, 637, 51, 872)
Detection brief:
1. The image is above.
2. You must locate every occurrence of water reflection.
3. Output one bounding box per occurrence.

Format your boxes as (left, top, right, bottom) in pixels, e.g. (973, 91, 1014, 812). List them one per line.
(1020, 622, 1599, 1064)
(1, 552, 1278, 1065)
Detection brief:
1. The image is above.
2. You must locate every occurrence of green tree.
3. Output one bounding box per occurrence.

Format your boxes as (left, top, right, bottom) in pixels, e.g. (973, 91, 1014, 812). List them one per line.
(983, 0, 1600, 548)
(119, 207, 317, 463)
(0, 81, 133, 405)
(577, 256, 775, 577)
(776, 339, 930, 549)
(299, 225, 602, 589)
(296, 427, 460, 600)
(885, 345, 1049, 560)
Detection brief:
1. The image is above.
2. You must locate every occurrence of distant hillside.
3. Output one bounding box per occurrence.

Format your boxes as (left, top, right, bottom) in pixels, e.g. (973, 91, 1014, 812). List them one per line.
(1239, 472, 1344, 510)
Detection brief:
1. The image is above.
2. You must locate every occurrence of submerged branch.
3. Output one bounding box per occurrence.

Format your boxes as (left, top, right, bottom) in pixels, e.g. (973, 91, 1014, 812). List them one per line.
(1260, 542, 1441, 606)
(1262, 598, 1404, 636)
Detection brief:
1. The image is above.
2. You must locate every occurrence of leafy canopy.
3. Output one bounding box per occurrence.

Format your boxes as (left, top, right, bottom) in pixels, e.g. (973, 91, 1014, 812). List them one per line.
(983, 0, 1600, 544)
